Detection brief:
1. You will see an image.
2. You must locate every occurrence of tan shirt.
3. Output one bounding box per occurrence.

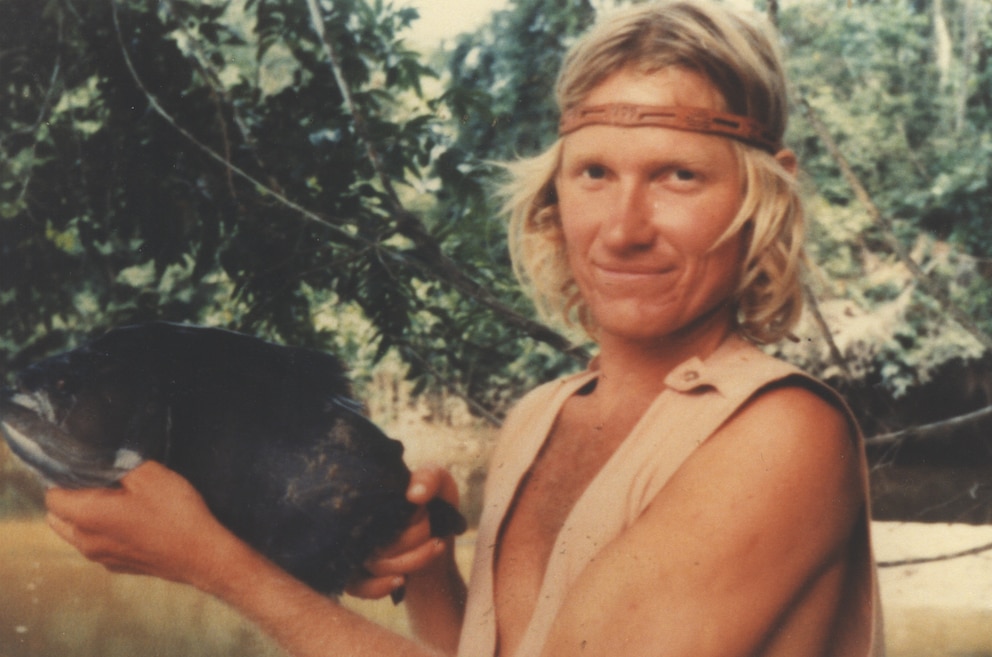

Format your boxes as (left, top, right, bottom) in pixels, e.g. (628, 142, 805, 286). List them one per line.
(458, 337, 883, 657)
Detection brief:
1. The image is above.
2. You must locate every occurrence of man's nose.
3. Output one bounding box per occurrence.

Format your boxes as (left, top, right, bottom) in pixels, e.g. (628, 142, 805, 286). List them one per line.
(601, 181, 656, 251)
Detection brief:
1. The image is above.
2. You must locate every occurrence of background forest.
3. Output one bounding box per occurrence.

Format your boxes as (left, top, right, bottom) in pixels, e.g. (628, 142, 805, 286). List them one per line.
(2, 0, 992, 516)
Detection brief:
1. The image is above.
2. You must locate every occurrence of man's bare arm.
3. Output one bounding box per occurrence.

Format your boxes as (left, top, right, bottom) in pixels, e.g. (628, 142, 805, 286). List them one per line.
(539, 385, 863, 657)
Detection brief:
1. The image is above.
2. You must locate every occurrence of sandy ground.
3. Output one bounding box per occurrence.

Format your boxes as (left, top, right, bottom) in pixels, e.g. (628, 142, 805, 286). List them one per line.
(1, 519, 991, 656)
(874, 521, 992, 656)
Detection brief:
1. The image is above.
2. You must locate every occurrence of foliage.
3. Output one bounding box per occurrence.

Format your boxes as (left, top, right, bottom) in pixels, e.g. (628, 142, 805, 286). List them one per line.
(0, 0, 585, 419)
(2, 0, 992, 424)
(445, 0, 596, 161)
(773, 0, 992, 399)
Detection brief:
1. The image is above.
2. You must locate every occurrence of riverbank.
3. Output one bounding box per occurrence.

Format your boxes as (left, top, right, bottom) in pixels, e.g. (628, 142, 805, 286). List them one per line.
(0, 519, 990, 655)
(875, 520, 992, 657)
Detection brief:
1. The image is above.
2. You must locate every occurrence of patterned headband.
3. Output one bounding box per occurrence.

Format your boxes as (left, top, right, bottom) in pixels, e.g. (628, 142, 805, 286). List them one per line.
(558, 103, 780, 153)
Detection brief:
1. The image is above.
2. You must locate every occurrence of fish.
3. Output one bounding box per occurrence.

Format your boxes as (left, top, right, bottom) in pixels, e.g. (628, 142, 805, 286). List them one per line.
(0, 322, 466, 596)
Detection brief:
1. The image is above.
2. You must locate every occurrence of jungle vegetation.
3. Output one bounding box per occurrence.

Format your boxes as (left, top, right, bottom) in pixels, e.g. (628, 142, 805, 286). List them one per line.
(1, 0, 991, 437)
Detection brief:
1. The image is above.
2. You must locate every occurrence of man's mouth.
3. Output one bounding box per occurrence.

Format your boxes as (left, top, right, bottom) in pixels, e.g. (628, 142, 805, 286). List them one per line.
(592, 263, 678, 288)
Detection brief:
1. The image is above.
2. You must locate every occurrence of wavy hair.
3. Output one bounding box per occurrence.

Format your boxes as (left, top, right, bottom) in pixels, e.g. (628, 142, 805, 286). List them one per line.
(504, 0, 805, 344)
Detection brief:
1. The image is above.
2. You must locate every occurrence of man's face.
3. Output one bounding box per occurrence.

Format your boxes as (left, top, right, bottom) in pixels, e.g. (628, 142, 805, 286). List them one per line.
(556, 67, 746, 345)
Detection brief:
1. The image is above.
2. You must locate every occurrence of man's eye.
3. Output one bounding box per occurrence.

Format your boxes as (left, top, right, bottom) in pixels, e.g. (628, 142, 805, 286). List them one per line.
(584, 165, 607, 180)
(674, 169, 696, 181)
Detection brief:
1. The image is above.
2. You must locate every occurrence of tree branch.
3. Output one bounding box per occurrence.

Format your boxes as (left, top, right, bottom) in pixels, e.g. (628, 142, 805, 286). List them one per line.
(17, 11, 63, 204)
(400, 345, 504, 427)
(304, 0, 588, 362)
(159, 0, 265, 203)
(802, 280, 853, 378)
(799, 96, 992, 352)
(865, 402, 992, 447)
(304, 0, 403, 209)
(878, 538, 992, 568)
(110, 0, 364, 248)
(111, 0, 588, 376)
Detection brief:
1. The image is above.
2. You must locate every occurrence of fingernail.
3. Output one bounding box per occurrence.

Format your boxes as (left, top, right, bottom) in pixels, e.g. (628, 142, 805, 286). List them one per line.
(410, 483, 427, 499)
(392, 576, 406, 589)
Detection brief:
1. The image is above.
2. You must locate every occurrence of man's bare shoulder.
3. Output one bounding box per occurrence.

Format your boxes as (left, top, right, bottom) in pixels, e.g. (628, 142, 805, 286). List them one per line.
(679, 379, 864, 553)
(720, 379, 858, 467)
(540, 379, 868, 657)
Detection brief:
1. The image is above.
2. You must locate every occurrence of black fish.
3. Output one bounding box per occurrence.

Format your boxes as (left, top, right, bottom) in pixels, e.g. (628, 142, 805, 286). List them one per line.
(0, 322, 466, 596)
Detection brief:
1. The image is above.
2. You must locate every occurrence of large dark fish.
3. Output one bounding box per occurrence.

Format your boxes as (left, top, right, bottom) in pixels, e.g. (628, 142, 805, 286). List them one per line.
(0, 322, 465, 596)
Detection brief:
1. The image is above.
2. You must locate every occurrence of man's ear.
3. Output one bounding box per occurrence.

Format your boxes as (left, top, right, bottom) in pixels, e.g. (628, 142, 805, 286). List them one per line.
(774, 148, 798, 175)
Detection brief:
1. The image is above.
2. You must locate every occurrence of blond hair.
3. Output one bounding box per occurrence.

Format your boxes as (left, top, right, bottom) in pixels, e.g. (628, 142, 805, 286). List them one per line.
(504, 0, 804, 344)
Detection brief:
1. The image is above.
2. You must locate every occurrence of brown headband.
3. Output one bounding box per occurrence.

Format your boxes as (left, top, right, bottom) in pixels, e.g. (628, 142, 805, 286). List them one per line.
(558, 103, 780, 153)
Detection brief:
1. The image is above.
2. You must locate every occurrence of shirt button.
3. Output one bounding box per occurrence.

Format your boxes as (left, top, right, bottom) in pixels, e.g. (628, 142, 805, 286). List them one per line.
(682, 370, 700, 383)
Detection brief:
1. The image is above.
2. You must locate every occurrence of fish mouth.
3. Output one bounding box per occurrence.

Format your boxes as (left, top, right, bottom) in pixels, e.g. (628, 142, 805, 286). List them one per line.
(0, 390, 138, 489)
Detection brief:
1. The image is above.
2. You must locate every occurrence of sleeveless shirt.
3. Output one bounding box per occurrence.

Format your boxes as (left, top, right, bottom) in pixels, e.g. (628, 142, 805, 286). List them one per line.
(457, 336, 884, 657)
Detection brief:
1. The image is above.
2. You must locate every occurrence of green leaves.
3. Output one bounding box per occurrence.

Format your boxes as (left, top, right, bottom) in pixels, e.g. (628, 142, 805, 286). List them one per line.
(6, 0, 988, 422)
(0, 0, 586, 419)
(778, 0, 992, 398)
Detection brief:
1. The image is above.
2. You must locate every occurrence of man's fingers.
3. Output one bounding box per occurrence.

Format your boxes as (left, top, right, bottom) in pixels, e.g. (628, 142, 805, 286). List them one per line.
(345, 575, 406, 600)
(407, 465, 460, 507)
(371, 515, 433, 560)
(44, 463, 172, 526)
(45, 511, 78, 546)
(45, 487, 126, 537)
(364, 537, 446, 578)
(119, 460, 186, 490)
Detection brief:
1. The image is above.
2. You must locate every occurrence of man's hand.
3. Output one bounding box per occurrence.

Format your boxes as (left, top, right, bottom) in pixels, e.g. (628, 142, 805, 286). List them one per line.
(346, 464, 461, 599)
(45, 461, 235, 587)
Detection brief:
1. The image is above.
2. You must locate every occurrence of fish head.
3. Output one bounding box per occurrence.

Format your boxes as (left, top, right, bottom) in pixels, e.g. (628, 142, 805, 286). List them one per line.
(0, 336, 168, 488)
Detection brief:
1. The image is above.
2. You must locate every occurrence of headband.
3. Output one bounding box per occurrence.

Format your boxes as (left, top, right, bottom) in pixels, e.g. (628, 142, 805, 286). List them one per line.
(558, 103, 780, 153)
